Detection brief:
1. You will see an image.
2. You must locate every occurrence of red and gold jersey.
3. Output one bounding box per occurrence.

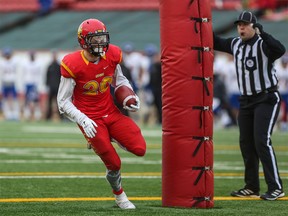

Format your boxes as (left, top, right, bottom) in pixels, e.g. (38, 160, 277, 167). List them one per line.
(60, 44, 122, 118)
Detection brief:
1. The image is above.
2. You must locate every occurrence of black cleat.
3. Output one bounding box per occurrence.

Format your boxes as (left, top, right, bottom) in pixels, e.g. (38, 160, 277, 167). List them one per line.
(260, 189, 285, 201)
(231, 188, 259, 197)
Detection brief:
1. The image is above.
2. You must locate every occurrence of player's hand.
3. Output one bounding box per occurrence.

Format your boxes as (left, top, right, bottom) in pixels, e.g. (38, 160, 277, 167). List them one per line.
(124, 95, 140, 112)
(253, 23, 263, 35)
(80, 117, 97, 138)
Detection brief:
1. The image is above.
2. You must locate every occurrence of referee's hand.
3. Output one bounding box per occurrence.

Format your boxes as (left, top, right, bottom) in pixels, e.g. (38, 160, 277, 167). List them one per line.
(253, 23, 263, 35)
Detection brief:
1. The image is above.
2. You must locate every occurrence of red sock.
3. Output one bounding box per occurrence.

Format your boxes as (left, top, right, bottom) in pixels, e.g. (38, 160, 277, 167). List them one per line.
(113, 188, 123, 195)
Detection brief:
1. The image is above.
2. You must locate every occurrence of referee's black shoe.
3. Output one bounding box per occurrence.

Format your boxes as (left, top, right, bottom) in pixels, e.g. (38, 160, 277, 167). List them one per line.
(231, 188, 259, 197)
(260, 189, 285, 201)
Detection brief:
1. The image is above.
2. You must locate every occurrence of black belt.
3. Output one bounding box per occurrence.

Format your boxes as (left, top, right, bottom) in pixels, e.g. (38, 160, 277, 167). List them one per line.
(244, 86, 278, 97)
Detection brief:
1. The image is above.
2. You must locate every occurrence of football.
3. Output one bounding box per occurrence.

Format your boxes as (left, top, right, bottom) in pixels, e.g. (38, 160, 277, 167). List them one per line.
(114, 85, 137, 108)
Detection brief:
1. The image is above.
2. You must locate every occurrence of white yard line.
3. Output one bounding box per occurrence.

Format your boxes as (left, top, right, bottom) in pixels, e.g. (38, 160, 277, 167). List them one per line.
(21, 126, 162, 137)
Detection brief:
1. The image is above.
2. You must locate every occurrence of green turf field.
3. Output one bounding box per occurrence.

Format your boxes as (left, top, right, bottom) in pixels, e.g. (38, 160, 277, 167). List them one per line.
(0, 121, 287, 216)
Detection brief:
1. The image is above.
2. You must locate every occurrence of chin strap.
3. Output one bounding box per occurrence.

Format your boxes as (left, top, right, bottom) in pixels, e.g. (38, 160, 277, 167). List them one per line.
(89, 48, 101, 57)
(88, 43, 109, 57)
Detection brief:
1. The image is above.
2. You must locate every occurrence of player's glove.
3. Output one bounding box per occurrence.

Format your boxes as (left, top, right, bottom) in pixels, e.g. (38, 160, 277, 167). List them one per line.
(124, 95, 140, 112)
(80, 117, 97, 138)
(253, 23, 263, 35)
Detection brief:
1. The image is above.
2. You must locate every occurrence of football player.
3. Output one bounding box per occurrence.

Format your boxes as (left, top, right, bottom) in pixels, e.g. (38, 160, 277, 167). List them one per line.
(57, 18, 146, 209)
(0, 47, 20, 120)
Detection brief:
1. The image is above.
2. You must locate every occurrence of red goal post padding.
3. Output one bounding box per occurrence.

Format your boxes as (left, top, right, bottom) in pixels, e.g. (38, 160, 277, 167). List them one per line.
(160, 0, 214, 208)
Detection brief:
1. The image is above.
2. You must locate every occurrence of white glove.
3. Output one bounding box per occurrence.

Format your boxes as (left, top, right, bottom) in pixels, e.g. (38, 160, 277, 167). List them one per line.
(79, 117, 98, 138)
(123, 95, 140, 112)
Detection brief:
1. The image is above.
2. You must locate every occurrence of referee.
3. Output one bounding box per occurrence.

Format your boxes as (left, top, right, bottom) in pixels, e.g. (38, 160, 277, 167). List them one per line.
(213, 11, 286, 200)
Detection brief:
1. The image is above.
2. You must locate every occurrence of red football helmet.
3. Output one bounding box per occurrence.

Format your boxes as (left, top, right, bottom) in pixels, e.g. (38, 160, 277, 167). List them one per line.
(77, 19, 110, 56)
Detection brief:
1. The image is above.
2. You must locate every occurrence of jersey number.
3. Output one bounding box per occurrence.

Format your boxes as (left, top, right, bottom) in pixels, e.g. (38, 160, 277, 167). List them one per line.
(83, 76, 113, 95)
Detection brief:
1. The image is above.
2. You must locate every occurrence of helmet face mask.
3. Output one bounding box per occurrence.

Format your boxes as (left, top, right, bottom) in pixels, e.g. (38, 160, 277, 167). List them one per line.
(78, 19, 110, 56)
(85, 32, 110, 56)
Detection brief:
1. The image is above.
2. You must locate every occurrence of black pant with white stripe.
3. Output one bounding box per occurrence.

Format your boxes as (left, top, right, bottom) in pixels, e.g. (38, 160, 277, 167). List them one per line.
(238, 91, 283, 193)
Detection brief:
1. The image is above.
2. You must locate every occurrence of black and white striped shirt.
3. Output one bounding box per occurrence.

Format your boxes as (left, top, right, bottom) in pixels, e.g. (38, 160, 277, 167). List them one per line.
(214, 32, 285, 96)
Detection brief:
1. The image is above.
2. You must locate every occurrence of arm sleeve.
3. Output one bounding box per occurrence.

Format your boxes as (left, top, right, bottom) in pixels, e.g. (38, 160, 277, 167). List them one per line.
(112, 64, 134, 91)
(260, 32, 286, 62)
(57, 76, 87, 124)
(213, 33, 234, 54)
